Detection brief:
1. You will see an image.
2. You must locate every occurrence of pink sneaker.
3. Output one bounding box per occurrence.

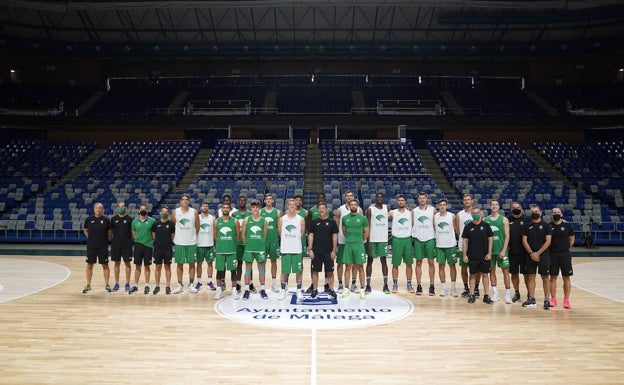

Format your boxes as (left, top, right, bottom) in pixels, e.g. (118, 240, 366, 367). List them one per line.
(563, 298, 571, 309)
(550, 297, 557, 307)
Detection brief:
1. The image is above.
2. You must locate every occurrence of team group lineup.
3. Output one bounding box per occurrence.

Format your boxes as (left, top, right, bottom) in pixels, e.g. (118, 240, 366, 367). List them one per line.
(81, 189, 575, 310)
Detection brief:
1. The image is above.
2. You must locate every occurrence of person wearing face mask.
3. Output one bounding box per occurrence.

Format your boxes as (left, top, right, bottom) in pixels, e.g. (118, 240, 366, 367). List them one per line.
(130, 203, 155, 294)
(151, 206, 175, 294)
(109, 201, 133, 292)
(522, 204, 552, 309)
(461, 207, 494, 305)
(506, 202, 530, 303)
(548, 207, 575, 309)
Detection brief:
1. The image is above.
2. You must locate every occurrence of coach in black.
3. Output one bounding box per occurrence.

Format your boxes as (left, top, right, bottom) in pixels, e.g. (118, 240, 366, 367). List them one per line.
(461, 207, 494, 305)
(549, 207, 575, 309)
(82, 202, 112, 294)
(308, 202, 339, 299)
(522, 204, 552, 310)
(507, 201, 530, 303)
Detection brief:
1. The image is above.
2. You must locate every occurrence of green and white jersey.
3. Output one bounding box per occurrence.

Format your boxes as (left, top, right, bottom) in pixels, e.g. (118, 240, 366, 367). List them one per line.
(485, 214, 505, 254)
(245, 216, 266, 252)
(411, 205, 435, 242)
(261, 207, 279, 242)
(368, 204, 388, 242)
(197, 213, 215, 247)
(280, 214, 302, 254)
(434, 212, 456, 248)
(391, 208, 412, 238)
(173, 207, 197, 246)
(215, 217, 237, 254)
(457, 210, 473, 251)
(342, 213, 369, 244)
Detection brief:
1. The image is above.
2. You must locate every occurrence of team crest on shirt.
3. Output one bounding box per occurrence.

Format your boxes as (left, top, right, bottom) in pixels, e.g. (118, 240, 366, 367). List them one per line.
(561, 227, 565, 231)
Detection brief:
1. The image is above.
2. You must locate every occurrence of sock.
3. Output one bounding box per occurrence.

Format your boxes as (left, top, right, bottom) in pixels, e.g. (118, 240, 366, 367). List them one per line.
(407, 280, 412, 285)
(338, 279, 343, 285)
(178, 280, 183, 285)
(260, 284, 265, 290)
(281, 282, 286, 290)
(383, 276, 388, 285)
(475, 283, 479, 290)
(393, 278, 398, 285)
(189, 278, 194, 284)
(351, 278, 356, 286)
(463, 282, 469, 290)
(296, 281, 302, 289)
(245, 284, 250, 290)
(208, 276, 213, 283)
(366, 276, 371, 286)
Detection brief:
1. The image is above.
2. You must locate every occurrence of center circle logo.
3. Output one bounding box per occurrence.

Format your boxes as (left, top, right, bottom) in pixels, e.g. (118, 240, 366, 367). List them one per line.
(214, 289, 414, 330)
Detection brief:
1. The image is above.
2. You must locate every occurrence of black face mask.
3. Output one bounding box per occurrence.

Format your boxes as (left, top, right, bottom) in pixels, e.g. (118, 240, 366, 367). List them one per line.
(512, 208, 522, 216)
(139, 210, 147, 216)
(552, 214, 562, 221)
(530, 213, 540, 220)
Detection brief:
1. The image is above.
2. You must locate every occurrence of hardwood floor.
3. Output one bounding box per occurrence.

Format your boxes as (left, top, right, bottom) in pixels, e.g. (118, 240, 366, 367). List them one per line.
(1, 255, 623, 385)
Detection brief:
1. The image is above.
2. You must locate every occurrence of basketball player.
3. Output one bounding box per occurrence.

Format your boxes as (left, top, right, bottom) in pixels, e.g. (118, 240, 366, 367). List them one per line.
(365, 192, 390, 294)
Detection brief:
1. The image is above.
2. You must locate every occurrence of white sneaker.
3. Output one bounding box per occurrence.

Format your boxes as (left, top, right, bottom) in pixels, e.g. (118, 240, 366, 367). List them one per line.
(173, 284, 184, 294)
(491, 289, 500, 302)
(278, 288, 286, 300)
(231, 288, 239, 300)
(440, 285, 448, 297)
(188, 284, 198, 294)
(450, 286, 458, 297)
(271, 283, 280, 293)
(359, 288, 366, 299)
(214, 289, 223, 300)
(340, 288, 350, 298)
(505, 294, 513, 304)
(296, 289, 303, 301)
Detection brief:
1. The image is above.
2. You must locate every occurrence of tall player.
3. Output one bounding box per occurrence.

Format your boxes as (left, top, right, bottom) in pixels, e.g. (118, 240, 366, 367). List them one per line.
(196, 201, 216, 291)
(433, 199, 458, 297)
(261, 193, 281, 293)
(412, 191, 437, 296)
(365, 192, 390, 294)
(389, 194, 414, 293)
(484, 199, 512, 303)
(454, 193, 480, 298)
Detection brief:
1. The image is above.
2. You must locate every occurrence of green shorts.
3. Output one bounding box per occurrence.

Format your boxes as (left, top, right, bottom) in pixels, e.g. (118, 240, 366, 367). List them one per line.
(343, 243, 367, 265)
(243, 250, 267, 264)
(391, 237, 413, 266)
(174, 244, 197, 264)
(196, 246, 215, 262)
(414, 238, 436, 260)
(265, 239, 280, 259)
(367, 242, 388, 258)
(436, 247, 457, 265)
(336, 244, 345, 264)
(491, 251, 510, 269)
(216, 253, 238, 271)
(281, 253, 303, 274)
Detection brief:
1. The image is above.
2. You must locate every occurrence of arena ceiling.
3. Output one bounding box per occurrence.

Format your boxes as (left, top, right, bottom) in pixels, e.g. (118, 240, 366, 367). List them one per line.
(1, 0, 623, 59)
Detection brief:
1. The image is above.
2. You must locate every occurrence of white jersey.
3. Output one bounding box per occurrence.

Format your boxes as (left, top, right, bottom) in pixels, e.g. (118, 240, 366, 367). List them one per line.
(390, 208, 412, 238)
(280, 214, 302, 254)
(434, 212, 456, 248)
(197, 213, 215, 247)
(173, 207, 197, 246)
(411, 205, 435, 241)
(457, 209, 473, 251)
(337, 204, 350, 244)
(368, 204, 389, 242)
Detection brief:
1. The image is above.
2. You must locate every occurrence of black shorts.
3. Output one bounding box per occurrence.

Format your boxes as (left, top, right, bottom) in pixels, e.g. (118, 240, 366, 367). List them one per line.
(508, 250, 527, 275)
(133, 243, 153, 266)
(153, 248, 173, 265)
(549, 250, 573, 277)
(311, 253, 335, 273)
(86, 247, 109, 264)
(111, 245, 132, 262)
(525, 253, 550, 276)
(468, 258, 491, 275)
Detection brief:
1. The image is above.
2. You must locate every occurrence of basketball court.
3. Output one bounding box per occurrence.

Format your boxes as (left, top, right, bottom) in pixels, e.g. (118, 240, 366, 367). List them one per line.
(0, 246, 623, 385)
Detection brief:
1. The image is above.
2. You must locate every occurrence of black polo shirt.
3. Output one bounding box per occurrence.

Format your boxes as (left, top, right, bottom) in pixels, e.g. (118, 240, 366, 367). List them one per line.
(462, 221, 493, 260)
(522, 219, 552, 254)
(309, 217, 338, 254)
(507, 214, 530, 253)
(549, 221, 574, 252)
(152, 220, 175, 249)
(110, 214, 133, 248)
(84, 215, 110, 248)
